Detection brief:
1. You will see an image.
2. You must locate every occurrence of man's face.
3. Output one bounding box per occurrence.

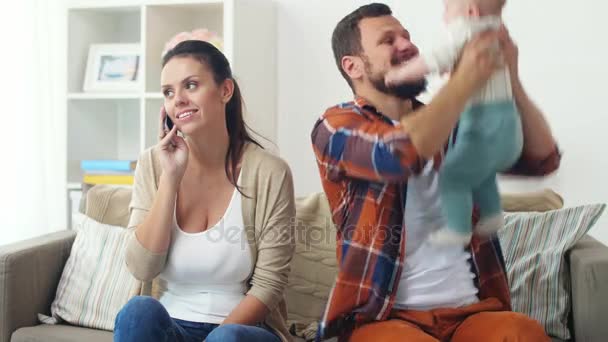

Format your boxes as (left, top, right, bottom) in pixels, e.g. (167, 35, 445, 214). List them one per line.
(358, 15, 427, 99)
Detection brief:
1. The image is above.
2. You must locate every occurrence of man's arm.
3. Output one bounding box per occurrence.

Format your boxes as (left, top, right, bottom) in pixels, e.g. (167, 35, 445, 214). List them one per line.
(311, 107, 426, 183)
(402, 31, 505, 159)
(501, 27, 561, 176)
(514, 79, 557, 159)
(312, 31, 506, 183)
(504, 80, 561, 176)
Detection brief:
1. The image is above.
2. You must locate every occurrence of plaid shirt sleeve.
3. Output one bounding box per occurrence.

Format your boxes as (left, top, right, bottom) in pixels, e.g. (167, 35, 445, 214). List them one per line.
(311, 104, 426, 183)
(504, 145, 561, 176)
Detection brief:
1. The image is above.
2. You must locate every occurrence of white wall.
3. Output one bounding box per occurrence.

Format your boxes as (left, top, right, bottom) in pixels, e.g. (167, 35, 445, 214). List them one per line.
(0, 0, 66, 246)
(276, 0, 608, 244)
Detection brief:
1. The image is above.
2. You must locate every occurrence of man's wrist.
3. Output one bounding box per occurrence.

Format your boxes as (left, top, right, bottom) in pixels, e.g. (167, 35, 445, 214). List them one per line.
(511, 77, 528, 106)
(447, 71, 477, 102)
(511, 72, 523, 90)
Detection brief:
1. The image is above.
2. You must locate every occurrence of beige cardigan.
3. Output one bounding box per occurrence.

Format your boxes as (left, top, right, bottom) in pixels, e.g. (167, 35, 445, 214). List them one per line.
(124, 143, 295, 342)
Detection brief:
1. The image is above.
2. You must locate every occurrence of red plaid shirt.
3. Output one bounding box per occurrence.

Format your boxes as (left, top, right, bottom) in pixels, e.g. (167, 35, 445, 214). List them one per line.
(311, 97, 561, 341)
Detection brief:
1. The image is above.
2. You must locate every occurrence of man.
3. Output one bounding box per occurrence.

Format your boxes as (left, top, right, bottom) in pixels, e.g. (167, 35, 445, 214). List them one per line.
(311, 3, 560, 342)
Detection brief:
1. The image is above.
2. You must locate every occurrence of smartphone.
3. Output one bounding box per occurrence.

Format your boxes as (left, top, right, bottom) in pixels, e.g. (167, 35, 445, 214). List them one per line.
(164, 115, 174, 131)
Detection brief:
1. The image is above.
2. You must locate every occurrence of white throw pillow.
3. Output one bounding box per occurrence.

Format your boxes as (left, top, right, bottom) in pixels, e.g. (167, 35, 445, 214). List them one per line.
(39, 216, 140, 331)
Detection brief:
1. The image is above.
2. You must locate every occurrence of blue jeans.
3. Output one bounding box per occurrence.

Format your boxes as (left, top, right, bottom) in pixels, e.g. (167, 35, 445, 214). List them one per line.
(114, 296, 281, 342)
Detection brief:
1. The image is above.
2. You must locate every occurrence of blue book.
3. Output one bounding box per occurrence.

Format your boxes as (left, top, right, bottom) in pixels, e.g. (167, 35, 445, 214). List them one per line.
(81, 160, 136, 172)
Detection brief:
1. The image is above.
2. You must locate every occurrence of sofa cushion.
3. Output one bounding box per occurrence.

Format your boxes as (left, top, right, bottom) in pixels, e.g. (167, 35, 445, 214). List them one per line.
(286, 193, 337, 339)
(498, 204, 606, 340)
(500, 188, 563, 212)
(12, 324, 112, 342)
(39, 217, 140, 331)
(84, 185, 132, 228)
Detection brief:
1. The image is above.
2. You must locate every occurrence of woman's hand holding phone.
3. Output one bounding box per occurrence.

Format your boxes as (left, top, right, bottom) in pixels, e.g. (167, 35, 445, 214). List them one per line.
(158, 106, 189, 186)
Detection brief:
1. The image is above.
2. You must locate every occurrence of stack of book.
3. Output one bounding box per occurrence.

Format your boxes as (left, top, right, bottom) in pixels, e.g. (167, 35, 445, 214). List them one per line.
(81, 160, 136, 185)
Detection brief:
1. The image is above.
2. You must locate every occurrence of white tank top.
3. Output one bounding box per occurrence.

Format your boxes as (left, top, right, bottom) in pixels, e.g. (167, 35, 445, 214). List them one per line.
(158, 188, 254, 324)
(394, 161, 479, 310)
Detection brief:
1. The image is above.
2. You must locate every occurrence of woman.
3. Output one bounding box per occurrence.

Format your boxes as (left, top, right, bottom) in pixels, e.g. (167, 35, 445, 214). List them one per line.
(114, 38, 295, 342)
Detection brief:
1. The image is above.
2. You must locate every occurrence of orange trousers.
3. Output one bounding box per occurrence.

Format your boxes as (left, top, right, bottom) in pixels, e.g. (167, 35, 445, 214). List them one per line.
(349, 298, 550, 342)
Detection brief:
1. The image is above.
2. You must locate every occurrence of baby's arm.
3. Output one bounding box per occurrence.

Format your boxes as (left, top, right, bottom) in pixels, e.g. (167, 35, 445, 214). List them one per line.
(385, 36, 466, 87)
(385, 56, 430, 86)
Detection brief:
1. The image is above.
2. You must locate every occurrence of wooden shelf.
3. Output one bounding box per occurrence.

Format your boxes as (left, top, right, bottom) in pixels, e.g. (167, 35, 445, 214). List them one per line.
(63, 0, 277, 228)
(68, 0, 223, 9)
(67, 182, 82, 190)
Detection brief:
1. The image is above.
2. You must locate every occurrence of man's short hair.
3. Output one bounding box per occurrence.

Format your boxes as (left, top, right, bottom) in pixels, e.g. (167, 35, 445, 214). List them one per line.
(332, 3, 393, 89)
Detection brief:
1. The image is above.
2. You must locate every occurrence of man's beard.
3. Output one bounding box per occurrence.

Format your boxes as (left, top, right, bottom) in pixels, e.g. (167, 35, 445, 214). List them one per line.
(364, 56, 427, 100)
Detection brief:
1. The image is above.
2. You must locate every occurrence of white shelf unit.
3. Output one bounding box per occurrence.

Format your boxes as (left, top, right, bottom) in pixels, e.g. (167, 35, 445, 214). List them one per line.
(64, 0, 277, 225)
(67, 93, 141, 100)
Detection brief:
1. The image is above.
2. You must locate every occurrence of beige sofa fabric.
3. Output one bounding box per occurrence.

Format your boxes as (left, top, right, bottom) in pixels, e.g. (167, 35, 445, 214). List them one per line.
(79, 185, 566, 340)
(84, 185, 132, 228)
(569, 235, 608, 342)
(12, 324, 112, 342)
(0, 231, 77, 342)
(501, 188, 563, 212)
(287, 193, 338, 339)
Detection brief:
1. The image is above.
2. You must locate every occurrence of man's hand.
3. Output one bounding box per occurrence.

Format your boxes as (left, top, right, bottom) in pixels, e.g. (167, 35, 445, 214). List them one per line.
(498, 25, 520, 84)
(399, 31, 504, 159)
(453, 30, 504, 94)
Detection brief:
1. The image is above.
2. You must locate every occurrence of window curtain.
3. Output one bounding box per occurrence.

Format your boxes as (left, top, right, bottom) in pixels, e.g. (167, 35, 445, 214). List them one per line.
(0, 0, 65, 245)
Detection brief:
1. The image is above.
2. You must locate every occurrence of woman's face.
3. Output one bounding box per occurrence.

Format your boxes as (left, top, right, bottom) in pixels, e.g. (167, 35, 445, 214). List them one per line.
(160, 56, 232, 136)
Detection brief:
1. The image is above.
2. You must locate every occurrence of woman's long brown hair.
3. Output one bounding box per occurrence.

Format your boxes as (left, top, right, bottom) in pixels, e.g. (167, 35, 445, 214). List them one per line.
(162, 40, 262, 196)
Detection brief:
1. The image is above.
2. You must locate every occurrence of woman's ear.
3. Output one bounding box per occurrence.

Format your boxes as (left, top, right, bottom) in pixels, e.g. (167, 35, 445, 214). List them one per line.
(221, 78, 235, 104)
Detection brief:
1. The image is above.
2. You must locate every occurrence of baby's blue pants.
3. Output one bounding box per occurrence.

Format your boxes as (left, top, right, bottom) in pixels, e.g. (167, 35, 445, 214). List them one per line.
(439, 100, 523, 235)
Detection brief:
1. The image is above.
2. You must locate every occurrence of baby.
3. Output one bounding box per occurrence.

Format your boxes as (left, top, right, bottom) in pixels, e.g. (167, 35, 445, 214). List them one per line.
(386, 0, 523, 245)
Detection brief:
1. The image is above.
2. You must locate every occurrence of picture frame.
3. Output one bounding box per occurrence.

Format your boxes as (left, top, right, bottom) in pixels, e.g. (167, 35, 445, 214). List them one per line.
(83, 43, 142, 92)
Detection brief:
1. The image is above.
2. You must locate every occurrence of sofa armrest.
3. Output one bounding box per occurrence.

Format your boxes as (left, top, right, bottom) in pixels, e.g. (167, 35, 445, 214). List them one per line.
(569, 235, 608, 342)
(0, 230, 76, 342)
